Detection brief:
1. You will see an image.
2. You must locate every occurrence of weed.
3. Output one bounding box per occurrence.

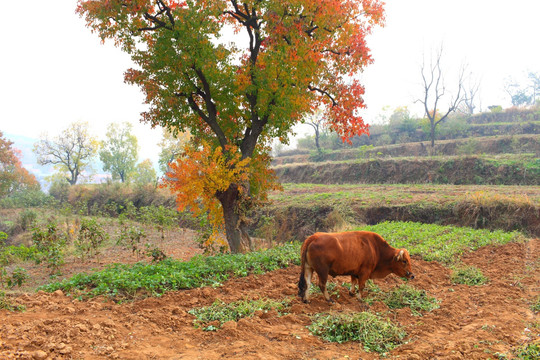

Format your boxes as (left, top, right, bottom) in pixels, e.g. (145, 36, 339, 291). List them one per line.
(368, 284, 439, 315)
(0, 290, 25, 311)
(532, 295, 540, 313)
(308, 312, 406, 353)
(513, 342, 540, 360)
(451, 265, 489, 285)
(189, 298, 290, 330)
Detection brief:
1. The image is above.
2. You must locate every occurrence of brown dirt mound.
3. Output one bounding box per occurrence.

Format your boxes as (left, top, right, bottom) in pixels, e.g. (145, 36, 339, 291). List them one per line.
(1, 238, 538, 360)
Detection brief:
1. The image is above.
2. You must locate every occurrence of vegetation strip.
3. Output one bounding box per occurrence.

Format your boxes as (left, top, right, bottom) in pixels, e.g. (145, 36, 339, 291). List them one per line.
(359, 221, 526, 264)
(39, 243, 300, 299)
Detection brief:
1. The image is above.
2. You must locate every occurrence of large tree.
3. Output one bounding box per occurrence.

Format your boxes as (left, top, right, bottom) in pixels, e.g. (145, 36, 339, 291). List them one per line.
(33, 121, 99, 185)
(100, 122, 139, 183)
(0, 131, 40, 197)
(77, 0, 384, 252)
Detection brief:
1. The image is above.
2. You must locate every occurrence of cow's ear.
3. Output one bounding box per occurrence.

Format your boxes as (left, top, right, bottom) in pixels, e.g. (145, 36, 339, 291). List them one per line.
(396, 249, 404, 261)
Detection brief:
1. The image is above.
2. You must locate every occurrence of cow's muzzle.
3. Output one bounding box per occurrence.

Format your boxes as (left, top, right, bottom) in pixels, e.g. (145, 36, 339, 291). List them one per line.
(406, 272, 415, 279)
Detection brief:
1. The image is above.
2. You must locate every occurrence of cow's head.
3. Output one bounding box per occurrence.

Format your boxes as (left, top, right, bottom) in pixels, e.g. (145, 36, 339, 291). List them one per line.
(393, 249, 414, 279)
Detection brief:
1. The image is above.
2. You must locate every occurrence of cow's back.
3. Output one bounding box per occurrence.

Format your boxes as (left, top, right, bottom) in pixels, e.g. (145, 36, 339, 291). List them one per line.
(305, 231, 381, 275)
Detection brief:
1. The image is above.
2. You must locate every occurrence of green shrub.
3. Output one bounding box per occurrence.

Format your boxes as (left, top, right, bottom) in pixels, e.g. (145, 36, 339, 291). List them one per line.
(5, 266, 30, 288)
(450, 265, 488, 285)
(116, 224, 147, 259)
(32, 221, 66, 275)
(75, 218, 109, 261)
(18, 209, 37, 231)
(189, 298, 290, 331)
(308, 312, 406, 353)
(0, 190, 53, 208)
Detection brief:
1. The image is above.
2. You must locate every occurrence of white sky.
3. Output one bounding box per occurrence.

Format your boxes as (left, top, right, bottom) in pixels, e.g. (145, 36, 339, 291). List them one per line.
(1, 0, 539, 163)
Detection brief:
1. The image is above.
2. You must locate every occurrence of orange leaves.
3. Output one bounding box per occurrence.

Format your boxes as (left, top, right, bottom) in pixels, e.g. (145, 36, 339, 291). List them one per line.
(163, 141, 249, 227)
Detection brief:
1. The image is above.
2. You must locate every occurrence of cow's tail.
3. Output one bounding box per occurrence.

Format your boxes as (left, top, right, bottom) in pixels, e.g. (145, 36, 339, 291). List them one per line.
(297, 236, 313, 298)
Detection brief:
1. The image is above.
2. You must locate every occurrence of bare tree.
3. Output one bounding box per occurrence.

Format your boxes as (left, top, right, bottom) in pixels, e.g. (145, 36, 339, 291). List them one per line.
(304, 109, 327, 154)
(417, 46, 465, 148)
(460, 73, 481, 115)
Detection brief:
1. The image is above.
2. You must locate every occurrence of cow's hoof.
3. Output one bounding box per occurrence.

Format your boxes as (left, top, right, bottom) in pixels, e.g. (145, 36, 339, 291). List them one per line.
(348, 291, 355, 297)
(302, 299, 310, 304)
(327, 298, 335, 304)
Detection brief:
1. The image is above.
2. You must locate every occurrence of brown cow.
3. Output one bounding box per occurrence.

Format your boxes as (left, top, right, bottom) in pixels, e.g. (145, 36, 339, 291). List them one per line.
(298, 231, 414, 303)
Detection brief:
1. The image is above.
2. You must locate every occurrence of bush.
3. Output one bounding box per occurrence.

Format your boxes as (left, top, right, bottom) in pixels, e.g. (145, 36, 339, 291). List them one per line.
(75, 218, 109, 261)
(18, 209, 37, 231)
(32, 221, 66, 275)
(0, 189, 53, 208)
(308, 312, 406, 353)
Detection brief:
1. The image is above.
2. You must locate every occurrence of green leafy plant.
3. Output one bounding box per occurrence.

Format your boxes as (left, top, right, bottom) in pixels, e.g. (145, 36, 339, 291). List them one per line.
(75, 218, 109, 261)
(116, 225, 147, 260)
(360, 221, 525, 264)
(0, 290, 25, 311)
(145, 244, 167, 263)
(451, 265, 489, 285)
(18, 209, 37, 231)
(513, 342, 540, 360)
(6, 266, 30, 288)
(189, 298, 290, 331)
(308, 312, 406, 353)
(39, 242, 300, 300)
(31, 221, 66, 275)
(376, 284, 439, 316)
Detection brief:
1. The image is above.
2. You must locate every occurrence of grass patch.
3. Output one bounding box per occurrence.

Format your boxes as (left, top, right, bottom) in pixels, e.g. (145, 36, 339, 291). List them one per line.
(451, 265, 489, 285)
(0, 291, 25, 312)
(308, 312, 406, 353)
(38, 242, 301, 300)
(532, 295, 540, 313)
(364, 283, 439, 316)
(189, 298, 290, 331)
(359, 221, 526, 264)
(513, 342, 540, 360)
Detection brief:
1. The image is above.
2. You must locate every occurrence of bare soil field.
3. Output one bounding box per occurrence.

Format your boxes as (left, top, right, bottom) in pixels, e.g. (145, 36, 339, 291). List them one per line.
(1, 233, 538, 360)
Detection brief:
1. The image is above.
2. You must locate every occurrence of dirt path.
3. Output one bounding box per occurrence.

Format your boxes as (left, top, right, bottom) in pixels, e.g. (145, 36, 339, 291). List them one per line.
(1, 239, 538, 360)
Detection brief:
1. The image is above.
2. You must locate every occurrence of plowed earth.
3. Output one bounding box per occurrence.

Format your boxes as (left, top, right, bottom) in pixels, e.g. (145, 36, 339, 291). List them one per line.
(1, 235, 538, 360)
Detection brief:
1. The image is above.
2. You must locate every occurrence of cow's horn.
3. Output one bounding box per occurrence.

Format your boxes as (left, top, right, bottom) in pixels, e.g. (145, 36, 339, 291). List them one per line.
(396, 249, 404, 261)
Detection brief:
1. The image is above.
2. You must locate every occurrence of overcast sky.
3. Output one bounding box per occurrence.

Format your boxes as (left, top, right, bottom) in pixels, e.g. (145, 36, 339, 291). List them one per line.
(1, 0, 539, 167)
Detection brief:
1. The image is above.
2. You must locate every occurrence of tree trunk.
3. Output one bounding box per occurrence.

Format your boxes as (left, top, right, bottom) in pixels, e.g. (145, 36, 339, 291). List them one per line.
(430, 120, 436, 149)
(216, 183, 252, 253)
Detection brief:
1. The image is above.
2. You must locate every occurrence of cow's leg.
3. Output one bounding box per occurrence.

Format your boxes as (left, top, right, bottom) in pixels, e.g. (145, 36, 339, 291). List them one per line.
(302, 265, 314, 303)
(355, 274, 370, 301)
(349, 276, 357, 296)
(317, 270, 334, 303)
